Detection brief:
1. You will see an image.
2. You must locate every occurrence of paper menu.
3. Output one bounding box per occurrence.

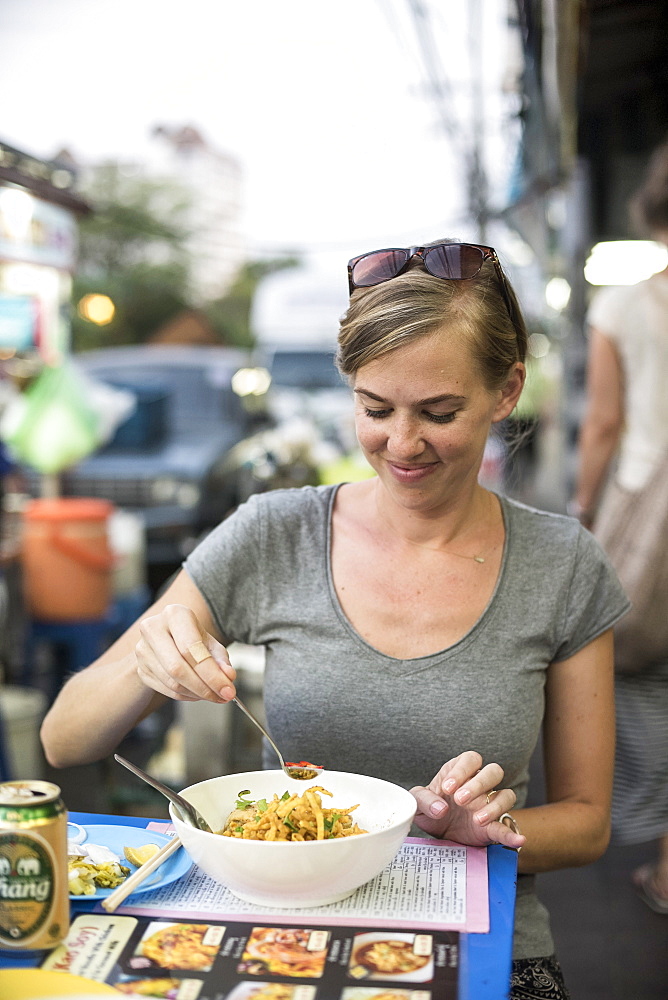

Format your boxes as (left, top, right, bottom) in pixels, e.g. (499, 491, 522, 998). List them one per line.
(108, 833, 489, 935)
(44, 912, 461, 1000)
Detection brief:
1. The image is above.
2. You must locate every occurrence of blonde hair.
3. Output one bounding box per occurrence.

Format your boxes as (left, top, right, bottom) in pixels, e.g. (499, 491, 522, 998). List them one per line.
(337, 244, 528, 391)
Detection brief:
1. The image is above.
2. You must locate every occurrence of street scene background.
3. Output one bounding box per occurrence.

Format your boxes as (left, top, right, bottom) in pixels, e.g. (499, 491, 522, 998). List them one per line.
(0, 3, 666, 997)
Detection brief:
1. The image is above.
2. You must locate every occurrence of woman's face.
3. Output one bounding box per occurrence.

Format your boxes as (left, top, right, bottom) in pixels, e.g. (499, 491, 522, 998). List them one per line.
(353, 327, 522, 512)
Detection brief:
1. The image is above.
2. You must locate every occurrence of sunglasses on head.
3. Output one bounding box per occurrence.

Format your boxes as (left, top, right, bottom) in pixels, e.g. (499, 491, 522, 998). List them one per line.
(347, 242, 514, 321)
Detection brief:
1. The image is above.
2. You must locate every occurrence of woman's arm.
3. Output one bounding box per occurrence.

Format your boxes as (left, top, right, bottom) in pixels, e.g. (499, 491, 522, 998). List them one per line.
(410, 629, 615, 867)
(506, 628, 615, 872)
(40, 570, 237, 768)
(574, 327, 624, 525)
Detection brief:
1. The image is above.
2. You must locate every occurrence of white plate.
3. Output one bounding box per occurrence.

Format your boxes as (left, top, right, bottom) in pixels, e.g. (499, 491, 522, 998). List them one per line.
(69, 823, 191, 901)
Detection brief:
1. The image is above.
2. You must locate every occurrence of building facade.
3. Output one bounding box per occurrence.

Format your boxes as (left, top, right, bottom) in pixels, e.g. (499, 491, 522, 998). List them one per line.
(146, 124, 246, 303)
(0, 141, 90, 361)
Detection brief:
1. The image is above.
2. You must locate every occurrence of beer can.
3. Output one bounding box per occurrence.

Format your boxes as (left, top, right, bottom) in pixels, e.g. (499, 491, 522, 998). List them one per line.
(0, 780, 69, 955)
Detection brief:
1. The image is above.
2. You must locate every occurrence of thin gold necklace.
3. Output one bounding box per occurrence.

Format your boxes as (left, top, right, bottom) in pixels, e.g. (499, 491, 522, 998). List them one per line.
(434, 490, 498, 563)
(438, 539, 493, 563)
(377, 503, 496, 562)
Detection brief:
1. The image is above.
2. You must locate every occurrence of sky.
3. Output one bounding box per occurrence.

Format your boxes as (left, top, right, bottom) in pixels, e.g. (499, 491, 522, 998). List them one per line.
(0, 0, 516, 273)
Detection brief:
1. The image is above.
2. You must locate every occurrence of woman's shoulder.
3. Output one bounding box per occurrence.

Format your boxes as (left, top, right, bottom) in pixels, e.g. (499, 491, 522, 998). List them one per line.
(501, 494, 595, 558)
(187, 485, 338, 570)
(501, 494, 579, 534)
(245, 483, 338, 518)
(501, 493, 620, 580)
(230, 483, 339, 535)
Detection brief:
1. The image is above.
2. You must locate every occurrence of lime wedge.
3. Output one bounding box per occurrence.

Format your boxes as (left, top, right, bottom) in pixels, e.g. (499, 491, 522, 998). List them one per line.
(123, 843, 160, 867)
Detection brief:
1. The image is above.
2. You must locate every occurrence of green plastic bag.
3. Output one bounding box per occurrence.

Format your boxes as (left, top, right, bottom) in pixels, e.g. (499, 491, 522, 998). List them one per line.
(2, 363, 100, 474)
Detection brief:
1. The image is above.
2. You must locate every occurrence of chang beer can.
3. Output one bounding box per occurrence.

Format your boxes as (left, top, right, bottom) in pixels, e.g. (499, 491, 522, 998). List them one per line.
(0, 780, 69, 954)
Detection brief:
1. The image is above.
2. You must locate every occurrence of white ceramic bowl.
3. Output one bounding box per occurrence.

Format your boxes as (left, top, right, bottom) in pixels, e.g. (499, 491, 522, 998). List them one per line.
(170, 769, 417, 908)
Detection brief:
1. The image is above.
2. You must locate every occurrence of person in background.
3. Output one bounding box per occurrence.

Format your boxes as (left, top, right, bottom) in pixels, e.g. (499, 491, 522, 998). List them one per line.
(572, 141, 668, 915)
(42, 239, 629, 999)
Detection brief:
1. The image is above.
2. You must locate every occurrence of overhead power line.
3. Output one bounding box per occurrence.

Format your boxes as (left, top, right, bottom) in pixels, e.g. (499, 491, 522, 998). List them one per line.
(404, 0, 493, 240)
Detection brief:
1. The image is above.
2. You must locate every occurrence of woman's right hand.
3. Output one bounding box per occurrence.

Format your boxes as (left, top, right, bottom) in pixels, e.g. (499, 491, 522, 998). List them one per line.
(135, 603, 237, 703)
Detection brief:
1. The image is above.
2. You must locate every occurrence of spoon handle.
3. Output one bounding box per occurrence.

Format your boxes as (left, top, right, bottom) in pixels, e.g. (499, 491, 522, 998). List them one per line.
(114, 753, 177, 800)
(113, 753, 210, 831)
(232, 696, 287, 771)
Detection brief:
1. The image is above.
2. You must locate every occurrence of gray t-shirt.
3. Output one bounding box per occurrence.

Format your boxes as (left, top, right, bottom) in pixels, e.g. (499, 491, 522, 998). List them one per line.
(185, 484, 629, 960)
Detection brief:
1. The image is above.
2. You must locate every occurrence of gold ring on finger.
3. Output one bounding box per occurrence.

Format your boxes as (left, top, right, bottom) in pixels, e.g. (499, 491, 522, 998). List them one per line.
(486, 790, 499, 805)
(188, 640, 211, 664)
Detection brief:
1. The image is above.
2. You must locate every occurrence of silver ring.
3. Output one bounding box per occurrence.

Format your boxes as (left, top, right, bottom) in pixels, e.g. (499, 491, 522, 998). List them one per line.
(500, 812, 522, 851)
(499, 812, 519, 832)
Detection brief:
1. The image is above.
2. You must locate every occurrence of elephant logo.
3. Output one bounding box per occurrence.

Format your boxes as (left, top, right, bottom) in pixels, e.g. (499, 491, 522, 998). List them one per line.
(17, 856, 41, 876)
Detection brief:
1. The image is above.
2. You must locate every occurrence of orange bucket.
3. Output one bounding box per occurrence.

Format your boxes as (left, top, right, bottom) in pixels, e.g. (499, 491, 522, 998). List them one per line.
(22, 498, 115, 621)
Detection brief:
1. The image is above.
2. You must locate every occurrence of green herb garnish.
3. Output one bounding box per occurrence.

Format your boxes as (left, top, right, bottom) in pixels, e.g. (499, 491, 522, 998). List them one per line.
(323, 813, 340, 832)
(282, 807, 300, 833)
(235, 789, 253, 810)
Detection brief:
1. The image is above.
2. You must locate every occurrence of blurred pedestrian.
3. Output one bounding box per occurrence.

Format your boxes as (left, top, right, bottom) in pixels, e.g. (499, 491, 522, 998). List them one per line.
(572, 139, 668, 914)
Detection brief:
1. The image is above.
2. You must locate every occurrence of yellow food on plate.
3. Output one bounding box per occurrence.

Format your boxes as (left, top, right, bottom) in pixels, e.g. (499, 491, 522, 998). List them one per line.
(68, 842, 158, 895)
(67, 857, 130, 896)
(220, 786, 367, 841)
(123, 843, 161, 866)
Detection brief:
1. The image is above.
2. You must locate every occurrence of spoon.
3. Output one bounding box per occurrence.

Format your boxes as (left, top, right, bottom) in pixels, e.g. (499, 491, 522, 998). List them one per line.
(232, 696, 323, 781)
(114, 754, 213, 832)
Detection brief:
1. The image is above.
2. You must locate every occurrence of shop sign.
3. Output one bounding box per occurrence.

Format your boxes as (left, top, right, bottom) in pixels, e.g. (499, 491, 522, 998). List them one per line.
(0, 189, 78, 270)
(0, 293, 39, 350)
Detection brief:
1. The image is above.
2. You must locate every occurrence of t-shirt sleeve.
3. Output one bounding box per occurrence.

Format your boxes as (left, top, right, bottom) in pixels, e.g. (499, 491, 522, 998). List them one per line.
(183, 493, 264, 645)
(553, 525, 631, 662)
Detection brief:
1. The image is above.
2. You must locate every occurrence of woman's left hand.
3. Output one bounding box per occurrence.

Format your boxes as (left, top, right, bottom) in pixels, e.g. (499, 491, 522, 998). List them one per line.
(410, 751, 526, 850)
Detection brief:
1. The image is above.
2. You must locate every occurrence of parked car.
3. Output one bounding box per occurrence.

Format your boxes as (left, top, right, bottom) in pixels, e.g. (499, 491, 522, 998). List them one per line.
(255, 342, 354, 451)
(42, 345, 270, 568)
(260, 342, 343, 391)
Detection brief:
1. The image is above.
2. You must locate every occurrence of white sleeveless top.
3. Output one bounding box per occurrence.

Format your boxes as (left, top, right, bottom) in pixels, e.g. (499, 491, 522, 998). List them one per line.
(587, 272, 668, 490)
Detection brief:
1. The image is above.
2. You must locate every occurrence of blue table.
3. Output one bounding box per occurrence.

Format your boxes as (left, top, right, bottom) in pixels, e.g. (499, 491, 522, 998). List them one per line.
(2, 811, 517, 998)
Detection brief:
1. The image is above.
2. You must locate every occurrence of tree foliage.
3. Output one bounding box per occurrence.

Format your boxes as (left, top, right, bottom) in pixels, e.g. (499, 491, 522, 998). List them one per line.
(205, 257, 301, 349)
(72, 163, 193, 350)
(77, 163, 193, 270)
(72, 161, 300, 351)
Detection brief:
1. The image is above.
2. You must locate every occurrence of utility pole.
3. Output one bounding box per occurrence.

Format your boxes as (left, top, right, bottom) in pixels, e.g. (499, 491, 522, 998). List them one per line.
(406, 0, 492, 240)
(468, 0, 490, 242)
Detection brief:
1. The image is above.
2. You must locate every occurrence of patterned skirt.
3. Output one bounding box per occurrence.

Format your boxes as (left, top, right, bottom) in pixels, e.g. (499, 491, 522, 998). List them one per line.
(510, 955, 570, 999)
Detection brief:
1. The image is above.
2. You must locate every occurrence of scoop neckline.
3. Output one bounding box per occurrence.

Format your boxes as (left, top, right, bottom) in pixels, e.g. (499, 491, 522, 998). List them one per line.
(324, 483, 511, 663)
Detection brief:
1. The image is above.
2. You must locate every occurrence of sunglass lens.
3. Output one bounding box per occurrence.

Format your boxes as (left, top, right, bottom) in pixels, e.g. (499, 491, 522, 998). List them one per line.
(425, 244, 485, 280)
(352, 250, 409, 287)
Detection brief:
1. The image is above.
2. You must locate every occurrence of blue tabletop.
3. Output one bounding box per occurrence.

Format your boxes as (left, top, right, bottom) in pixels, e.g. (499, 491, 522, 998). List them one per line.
(1, 811, 517, 999)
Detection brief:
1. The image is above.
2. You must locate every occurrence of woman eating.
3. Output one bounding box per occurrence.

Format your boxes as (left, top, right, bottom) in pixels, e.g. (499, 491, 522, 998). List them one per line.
(42, 240, 629, 999)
